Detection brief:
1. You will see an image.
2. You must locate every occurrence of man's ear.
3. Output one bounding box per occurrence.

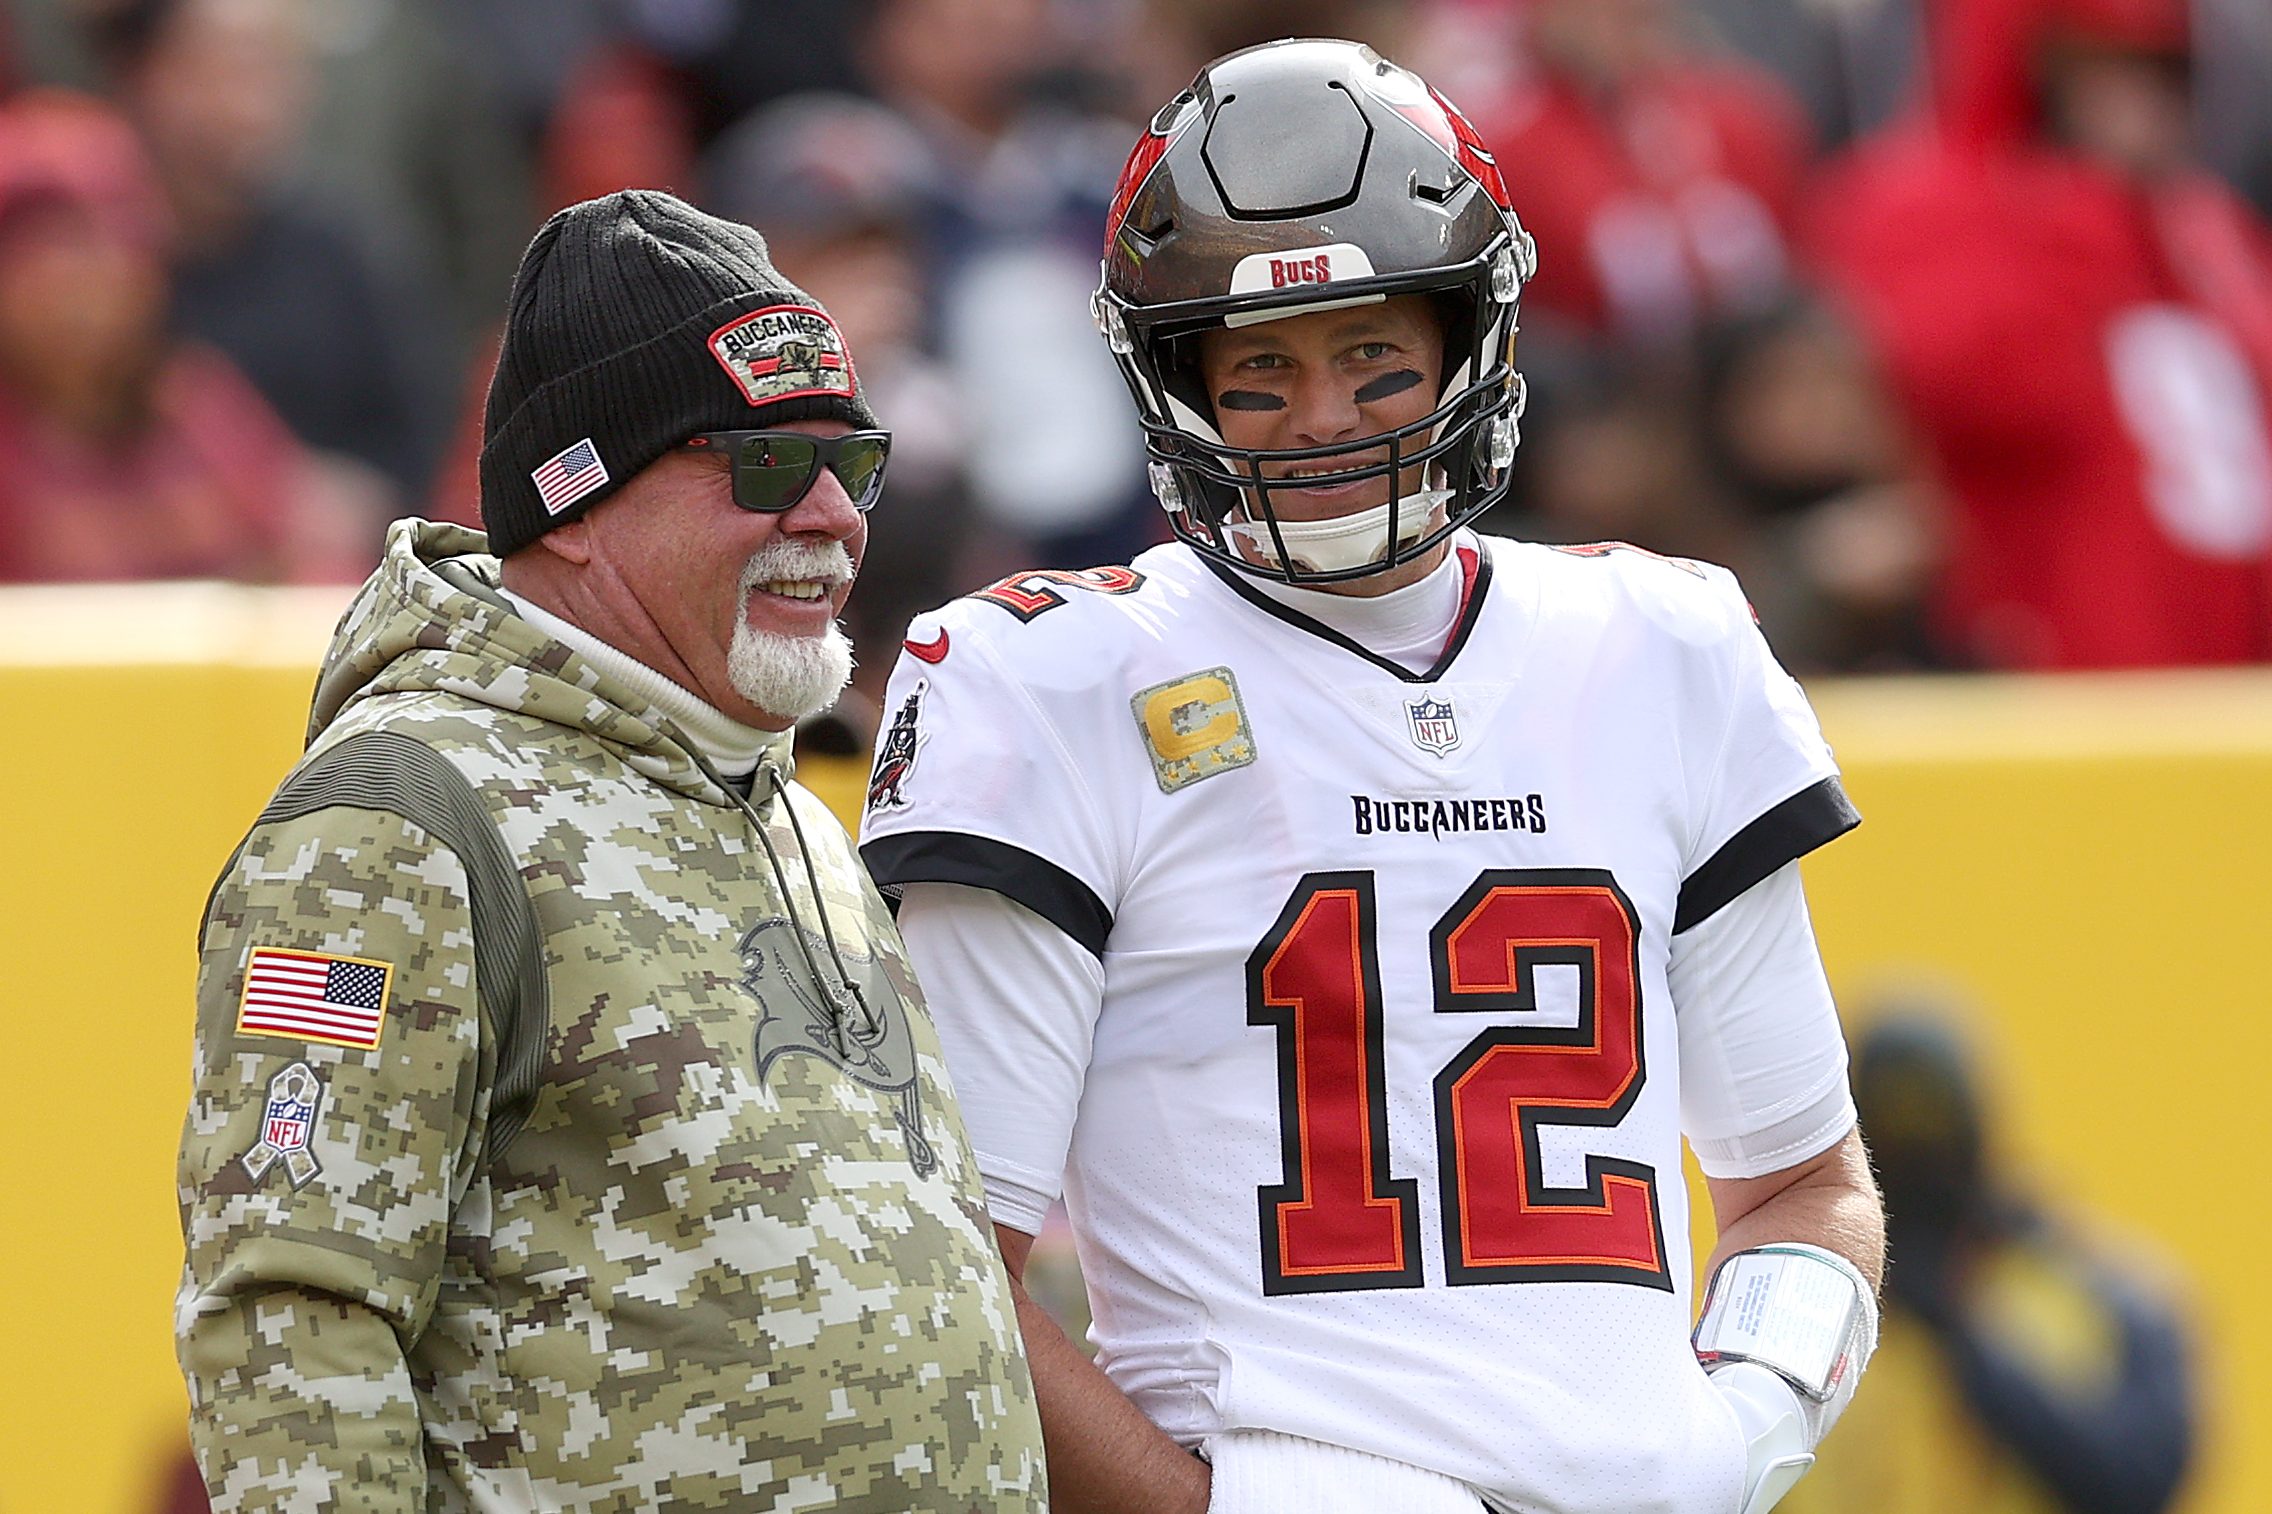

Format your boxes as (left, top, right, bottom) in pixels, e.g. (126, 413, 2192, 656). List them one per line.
(532, 517, 593, 565)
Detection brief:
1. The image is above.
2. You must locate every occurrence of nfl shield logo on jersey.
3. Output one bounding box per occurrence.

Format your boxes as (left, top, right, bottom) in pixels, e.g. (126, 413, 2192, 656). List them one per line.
(1406, 695, 1460, 757)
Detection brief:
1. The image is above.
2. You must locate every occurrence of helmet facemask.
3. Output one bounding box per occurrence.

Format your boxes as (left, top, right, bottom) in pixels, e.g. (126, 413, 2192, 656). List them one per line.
(1120, 255, 1527, 584)
(1094, 39, 1536, 586)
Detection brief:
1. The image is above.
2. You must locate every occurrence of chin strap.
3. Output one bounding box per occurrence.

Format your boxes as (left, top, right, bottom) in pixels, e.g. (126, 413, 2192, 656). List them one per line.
(1694, 1243, 1880, 1514)
(1225, 488, 1452, 575)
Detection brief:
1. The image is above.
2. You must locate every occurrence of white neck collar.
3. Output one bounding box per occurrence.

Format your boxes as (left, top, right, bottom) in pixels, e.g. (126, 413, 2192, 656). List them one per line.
(1242, 540, 1469, 672)
(499, 589, 775, 777)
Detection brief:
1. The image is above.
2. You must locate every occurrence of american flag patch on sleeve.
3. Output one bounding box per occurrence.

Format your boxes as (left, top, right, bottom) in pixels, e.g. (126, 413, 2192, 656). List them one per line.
(531, 436, 610, 515)
(235, 948, 394, 1049)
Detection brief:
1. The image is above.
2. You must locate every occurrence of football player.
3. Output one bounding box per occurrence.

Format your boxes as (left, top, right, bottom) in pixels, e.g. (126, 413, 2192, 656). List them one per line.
(861, 38, 1883, 1514)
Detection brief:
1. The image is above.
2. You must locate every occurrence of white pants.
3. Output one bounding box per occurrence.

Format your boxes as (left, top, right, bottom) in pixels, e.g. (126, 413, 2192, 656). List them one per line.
(1205, 1431, 1487, 1514)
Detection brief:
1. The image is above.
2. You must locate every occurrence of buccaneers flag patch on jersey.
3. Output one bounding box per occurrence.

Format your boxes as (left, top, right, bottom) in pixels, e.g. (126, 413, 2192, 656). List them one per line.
(867, 679, 929, 812)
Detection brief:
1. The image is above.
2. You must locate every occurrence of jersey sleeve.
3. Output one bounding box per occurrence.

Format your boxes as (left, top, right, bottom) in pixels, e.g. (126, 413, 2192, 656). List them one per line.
(1674, 566, 1858, 935)
(180, 799, 488, 1510)
(1672, 862, 1857, 1178)
(858, 609, 1124, 957)
(892, 882, 1106, 1235)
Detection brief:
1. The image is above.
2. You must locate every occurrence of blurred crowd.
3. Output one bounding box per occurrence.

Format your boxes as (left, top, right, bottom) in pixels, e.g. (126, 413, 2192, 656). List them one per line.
(1, 0, 2270, 690)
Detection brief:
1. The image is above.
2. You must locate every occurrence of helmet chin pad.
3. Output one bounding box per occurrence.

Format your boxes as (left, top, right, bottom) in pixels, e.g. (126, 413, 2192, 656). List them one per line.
(1226, 489, 1453, 575)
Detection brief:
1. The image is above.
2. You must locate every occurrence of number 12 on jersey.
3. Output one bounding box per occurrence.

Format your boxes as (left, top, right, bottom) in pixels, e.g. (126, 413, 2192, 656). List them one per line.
(1247, 868, 1672, 1295)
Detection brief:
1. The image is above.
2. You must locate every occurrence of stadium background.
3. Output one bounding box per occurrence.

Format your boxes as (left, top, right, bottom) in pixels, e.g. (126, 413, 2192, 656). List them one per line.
(1, 0, 2270, 1509)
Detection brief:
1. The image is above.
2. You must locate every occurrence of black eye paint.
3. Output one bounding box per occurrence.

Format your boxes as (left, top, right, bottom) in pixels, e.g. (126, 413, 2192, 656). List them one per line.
(1217, 389, 1286, 412)
(1353, 369, 1425, 405)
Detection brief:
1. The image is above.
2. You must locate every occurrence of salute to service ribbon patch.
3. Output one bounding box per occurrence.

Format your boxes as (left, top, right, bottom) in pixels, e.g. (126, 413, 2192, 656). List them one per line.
(241, 1061, 326, 1190)
(235, 947, 394, 1049)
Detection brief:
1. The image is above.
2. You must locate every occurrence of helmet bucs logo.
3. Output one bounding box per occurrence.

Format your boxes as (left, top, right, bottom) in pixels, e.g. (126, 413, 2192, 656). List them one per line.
(1270, 253, 1333, 287)
(1230, 243, 1373, 302)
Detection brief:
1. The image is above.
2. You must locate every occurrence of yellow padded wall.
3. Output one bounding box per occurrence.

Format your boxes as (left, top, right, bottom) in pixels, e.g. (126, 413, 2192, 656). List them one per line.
(2, 587, 2263, 1514)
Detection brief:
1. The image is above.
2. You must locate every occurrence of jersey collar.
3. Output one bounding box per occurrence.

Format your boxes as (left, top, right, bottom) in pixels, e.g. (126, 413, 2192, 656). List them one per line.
(1197, 542, 1495, 684)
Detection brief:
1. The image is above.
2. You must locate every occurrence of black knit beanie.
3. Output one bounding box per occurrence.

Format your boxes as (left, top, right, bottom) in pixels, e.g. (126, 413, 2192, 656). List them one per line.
(478, 188, 880, 557)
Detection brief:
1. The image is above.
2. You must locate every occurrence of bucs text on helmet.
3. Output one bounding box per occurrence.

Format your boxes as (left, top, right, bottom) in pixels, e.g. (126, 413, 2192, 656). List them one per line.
(1093, 37, 1536, 584)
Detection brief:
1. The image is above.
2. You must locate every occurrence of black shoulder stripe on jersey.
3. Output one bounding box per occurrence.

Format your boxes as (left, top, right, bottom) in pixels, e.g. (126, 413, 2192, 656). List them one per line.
(1197, 549, 1496, 684)
(1673, 776, 1860, 935)
(861, 831, 1113, 959)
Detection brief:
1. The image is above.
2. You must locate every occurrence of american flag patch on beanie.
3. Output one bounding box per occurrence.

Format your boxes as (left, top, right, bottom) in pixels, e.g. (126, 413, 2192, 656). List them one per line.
(532, 436, 609, 515)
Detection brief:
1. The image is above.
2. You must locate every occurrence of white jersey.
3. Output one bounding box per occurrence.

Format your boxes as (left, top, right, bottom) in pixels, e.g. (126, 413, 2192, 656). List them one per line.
(861, 536, 1860, 1514)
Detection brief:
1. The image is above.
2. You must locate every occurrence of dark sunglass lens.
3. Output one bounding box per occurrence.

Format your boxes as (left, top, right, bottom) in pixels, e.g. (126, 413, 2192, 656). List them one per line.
(833, 436, 889, 510)
(734, 433, 819, 511)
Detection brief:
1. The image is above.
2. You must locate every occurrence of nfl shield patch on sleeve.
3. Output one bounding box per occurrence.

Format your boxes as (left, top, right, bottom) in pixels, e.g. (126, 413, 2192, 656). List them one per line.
(235, 948, 394, 1049)
(241, 1061, 326, 1189)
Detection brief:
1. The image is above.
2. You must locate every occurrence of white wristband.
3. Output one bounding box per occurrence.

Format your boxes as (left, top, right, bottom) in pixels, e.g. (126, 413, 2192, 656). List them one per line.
(1695, 1245, 1877, 1514)
(1694, 1242, 1878, 1412)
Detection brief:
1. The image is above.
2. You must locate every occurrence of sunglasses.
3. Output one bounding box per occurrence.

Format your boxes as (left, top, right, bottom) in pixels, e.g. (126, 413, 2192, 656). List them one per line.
(684, 429, 892, 513)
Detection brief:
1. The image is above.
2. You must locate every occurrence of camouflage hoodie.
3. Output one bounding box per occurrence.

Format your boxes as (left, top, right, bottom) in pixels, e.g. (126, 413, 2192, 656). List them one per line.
(178, 520, 1046, 1512)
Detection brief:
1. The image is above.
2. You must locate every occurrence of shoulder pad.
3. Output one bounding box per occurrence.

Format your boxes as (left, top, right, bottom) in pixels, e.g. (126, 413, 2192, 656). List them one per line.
(1537, 540, 1752, 648)
(907, 564, 1163, 687)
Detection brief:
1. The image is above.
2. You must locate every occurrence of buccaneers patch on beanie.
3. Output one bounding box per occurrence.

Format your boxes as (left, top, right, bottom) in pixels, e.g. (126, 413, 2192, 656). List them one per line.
(479, 188, 879, 557)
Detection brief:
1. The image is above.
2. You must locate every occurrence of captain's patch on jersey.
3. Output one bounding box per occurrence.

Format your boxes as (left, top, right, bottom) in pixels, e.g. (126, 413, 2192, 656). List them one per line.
(708, 304, 857, 407)
(235, 947, 393, 1049)
(867, 679, 929, 812)
(241, 1061, 325, 1190)
(1132, 667, 1255, 793)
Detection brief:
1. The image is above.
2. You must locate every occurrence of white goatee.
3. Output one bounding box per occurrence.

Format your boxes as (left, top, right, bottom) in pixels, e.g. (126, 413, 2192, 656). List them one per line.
(726, 538, 857, 723)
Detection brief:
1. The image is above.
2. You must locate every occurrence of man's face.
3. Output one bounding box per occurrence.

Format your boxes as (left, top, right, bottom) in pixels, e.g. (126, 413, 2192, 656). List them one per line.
(577, 419, 867, 730)
(128, 0, 311, 200)
(2042, 40, 2193, 181)
(1192, 293, 1456, 594)
(0, 202, 165, 393)
(1195, 293, 1447, 525)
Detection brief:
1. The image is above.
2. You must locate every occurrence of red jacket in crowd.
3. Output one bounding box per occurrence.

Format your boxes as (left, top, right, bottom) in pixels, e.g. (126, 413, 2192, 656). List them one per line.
(1808, 0, 2272, 668)
(1466, 1, 1814, 345)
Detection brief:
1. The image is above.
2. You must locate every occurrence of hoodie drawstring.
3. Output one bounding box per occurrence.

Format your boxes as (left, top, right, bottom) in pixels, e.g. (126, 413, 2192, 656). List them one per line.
(728, 758, 936, 1177)
(732, 761, 857, 1049)
(766, 763, 882, 1046)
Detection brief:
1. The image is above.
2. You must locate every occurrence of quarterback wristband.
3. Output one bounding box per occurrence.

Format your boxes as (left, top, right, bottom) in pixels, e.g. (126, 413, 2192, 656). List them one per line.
(1693, 1243, 1877, 1408)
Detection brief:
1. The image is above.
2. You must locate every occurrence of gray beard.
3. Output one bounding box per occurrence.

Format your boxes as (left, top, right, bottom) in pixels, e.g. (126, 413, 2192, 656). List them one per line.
(725, 537, 857, 723)
(727, 615, 854, 724)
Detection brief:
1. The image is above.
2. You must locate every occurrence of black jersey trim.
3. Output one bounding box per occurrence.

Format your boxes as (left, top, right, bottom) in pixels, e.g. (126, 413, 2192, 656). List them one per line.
(861, 830, 1113, 959)
(1673, 776, 1860, 935)
(1197, 548, 1496, 684)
